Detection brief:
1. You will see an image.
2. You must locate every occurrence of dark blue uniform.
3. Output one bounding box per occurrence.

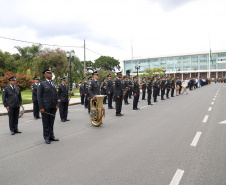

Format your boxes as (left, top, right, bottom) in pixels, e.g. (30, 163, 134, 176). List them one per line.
(146, 80, 152, 105)
(132, 81, 140, 109)
(142, 81, 146, 100)
(37, 79, 58, 141)
(57, 83, 69, 121)
(79, 83, 85, 105)
(113, 78, 123, 115)
(122, 79, 129, 104)
(2, 85, 22, 133)
(153, 80, 158, 102)
(101, 81, 107, 104)
(84, 81, 88, 108)
(106, 79, 114, 108)
(170, 79, 175, 97)
(160, 79, 166, 100)
(166, 80, 170, 99)
(31, 83, 40, 119)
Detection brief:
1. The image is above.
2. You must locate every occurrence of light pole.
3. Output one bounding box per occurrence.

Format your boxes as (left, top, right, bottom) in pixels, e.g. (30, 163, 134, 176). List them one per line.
(66, 50, 75, 92)
(135, 63, 140, 77)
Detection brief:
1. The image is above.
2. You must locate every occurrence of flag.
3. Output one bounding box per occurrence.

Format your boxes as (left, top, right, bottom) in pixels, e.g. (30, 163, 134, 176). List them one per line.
(210, 49, 213, 64)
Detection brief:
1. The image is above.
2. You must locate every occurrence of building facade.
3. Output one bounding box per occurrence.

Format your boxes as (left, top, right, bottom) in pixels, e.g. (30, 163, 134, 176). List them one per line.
(123, 51, 226, 80)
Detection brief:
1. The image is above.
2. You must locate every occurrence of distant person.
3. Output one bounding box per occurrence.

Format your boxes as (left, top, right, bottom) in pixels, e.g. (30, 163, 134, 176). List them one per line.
(31, 76, 41, 120)
(72, 81, 76, 90)
(2, 76, 22, 135)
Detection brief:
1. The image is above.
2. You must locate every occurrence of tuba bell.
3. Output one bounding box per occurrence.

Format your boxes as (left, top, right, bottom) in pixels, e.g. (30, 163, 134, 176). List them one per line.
(90, 95, 106, 127)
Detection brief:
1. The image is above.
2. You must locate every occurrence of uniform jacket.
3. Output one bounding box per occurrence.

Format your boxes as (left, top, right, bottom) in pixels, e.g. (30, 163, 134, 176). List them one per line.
(37, 79, 58, 110)
(166, 80, 171, 89)
(132, 81, 140, 95)
(142, 81, 146, 90)
(170, 80, 175, 88)
(122, 80, 129, 91)
(83, 81, 88, 94)
(153, 80, 159, 90)
(160, 80, 166, 88)
(31, 83, 38, 101)
(106, 79, 114, 94)
(88, 79, 100, 99)
(57, 83, 69, 103)
(113, 78, 123, 97)
(79, 84, 84, 94)
(2, 85, 22, 108)
(146, 80, 152, 92)
(101, 81, 107, 95)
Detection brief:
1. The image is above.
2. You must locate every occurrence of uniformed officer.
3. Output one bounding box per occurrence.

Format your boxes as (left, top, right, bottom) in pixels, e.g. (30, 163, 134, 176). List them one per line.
(178, 78, 182, 94)
(101, 78, 107, 104)
(87, 77, 92, 113)
(57, 77, 69, 122)
(128, 77, 133, 99)
(123, 76, 129, 105)
(176, 77, 180, 96)
(113, 71, 123, 116)
(157, 78, 161, 96)
(132, 76, 140, 110)
(165, 76, 170, 99)
(160, 76, 166, 100)
(88, 71, 101, 113)
(79, 81, 84, 105)
(37, 67, 59, 144)
(31, 76, 41, 120)
(170, 76, 175, 97)
(153, 76, 158, 102)
(2, 76, 22, 135)
(83, 77, 89, 108)
(146, 76, 153, 105)
(142, 77, 147, 100)
(106, 74, 114, 109)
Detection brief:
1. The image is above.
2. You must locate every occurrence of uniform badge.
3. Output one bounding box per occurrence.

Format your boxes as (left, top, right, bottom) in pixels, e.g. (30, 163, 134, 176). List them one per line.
(89, 85, 91, 87)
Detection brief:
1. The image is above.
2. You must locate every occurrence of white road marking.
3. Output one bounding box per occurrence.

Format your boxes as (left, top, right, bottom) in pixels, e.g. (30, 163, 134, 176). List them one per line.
(191, 132, 202, 147)
(25, 120, 34, 123)
(208, 107, 212, 111)
(214, 96, 217, 98)
(211, 102, 214, 105)
(213, 98, 216, 101)
(140, 105, 149, 109)
(219, 120, 226, 124)
(202, 115, 209, 123)
(169, 169, 184, 185)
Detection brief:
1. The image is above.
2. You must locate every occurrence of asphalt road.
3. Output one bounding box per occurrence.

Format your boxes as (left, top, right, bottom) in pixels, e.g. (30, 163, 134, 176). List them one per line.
(0, 83, 226, 185)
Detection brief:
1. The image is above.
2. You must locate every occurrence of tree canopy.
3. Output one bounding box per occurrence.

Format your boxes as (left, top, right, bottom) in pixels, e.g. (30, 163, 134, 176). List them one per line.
(93, 56, 120, 71)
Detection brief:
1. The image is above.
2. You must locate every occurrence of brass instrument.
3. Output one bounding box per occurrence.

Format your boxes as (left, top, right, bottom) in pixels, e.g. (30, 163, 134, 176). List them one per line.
(90, 95, 106, 127)
(122, 87, 129, 100)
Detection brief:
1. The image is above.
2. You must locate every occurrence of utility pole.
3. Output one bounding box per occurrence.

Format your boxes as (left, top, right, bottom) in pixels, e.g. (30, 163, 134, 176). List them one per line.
(84, 39, 86, 76)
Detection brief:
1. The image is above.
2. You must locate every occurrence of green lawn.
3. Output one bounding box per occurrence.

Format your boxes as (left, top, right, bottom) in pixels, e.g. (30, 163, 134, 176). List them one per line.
(0, 89, 80, 105)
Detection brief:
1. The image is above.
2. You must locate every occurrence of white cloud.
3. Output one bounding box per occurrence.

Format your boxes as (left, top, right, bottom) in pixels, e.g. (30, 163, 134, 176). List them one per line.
(0, 0, 226, 64)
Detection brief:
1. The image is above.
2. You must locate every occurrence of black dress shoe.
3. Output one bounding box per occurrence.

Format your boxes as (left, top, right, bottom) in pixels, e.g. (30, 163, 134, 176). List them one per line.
(37, 117, 42, 119)
(50, 138, 59, 141)
(108, 107, 114, 109)
(34, 117, 38, 120)
(116, 113, 124, 116)
(61, 119, 66, 122)
(65, 119, 70, 121)
(15, 130, 22, 133)
(11, 132, 15, 135)
(45, 140, 51, 144)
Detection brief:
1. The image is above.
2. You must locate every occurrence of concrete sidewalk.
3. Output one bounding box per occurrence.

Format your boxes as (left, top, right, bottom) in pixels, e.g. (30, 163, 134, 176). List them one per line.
(0, 97, 81, 116)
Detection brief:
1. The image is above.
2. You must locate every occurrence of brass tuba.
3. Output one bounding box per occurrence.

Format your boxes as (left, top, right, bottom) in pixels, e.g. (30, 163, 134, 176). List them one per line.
(90, 95, 106, 127)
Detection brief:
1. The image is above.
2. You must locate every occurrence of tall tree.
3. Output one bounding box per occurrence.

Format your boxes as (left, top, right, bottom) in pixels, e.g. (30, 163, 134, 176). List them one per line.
(93, 56, 120, 71)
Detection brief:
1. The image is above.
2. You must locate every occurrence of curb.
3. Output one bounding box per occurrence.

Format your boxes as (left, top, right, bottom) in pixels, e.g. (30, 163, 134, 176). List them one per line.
(0, 102, 81, 116)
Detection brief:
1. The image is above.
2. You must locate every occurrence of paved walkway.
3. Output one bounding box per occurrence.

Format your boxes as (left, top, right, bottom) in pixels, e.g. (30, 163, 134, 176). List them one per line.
(0, 98, 81, 116)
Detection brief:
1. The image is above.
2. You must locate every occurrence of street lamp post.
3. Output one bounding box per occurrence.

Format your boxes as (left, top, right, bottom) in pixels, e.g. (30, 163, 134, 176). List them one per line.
(135, 63, 140, 77)
(66, 50, 75, 92)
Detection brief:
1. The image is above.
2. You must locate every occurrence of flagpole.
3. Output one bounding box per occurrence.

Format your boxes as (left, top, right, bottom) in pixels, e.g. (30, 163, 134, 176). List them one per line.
(209, 32, 211, 78)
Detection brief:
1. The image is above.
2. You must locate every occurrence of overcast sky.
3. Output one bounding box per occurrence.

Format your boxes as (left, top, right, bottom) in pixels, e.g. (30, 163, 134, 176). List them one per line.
(0, 0, 226, 63)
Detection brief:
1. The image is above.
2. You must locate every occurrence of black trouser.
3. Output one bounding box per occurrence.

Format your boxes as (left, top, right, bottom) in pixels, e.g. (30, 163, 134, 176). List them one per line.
(124, 91, 129, 104)
(84, 95, 88, 108)
(157, 88, 160, 96)
(142, 90, 146, 100)
(88, 99, 90, 113)
(153, 89, 158, 102)
(41, 108, 56, 141)
(133, 94, 139, 109)
(103, 93, 107, 104)
(161, 88, 165, 99)
(33, 100, 40, 118)
(171, 88, 175, 97)
(179, 86, 182, 94)
(81, 94, 84, 105)
(147, 91, 151, 104)
(107, 92, 113, 108)
(8, 107, 19, 132)
(115, 96, 122, 114)
(129, 88, 132, 98)
(166, 89, 170, 98)
(59, 102, 68, 121)
(189, 85, 192, 91)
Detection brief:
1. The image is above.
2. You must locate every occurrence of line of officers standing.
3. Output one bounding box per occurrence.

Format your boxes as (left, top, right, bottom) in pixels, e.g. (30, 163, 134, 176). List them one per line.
(79, 71, 186, 115)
